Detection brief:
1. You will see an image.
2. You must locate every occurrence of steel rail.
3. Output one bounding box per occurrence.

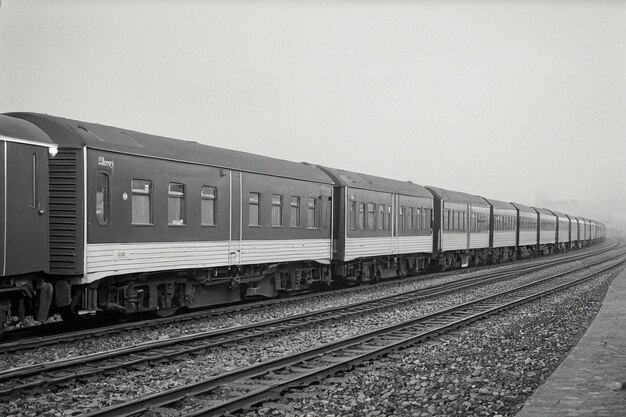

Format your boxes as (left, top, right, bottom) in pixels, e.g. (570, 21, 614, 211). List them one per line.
(1, 247, 618, 395)
(0, 245, 620, 396)
(80, 255, 624, 417)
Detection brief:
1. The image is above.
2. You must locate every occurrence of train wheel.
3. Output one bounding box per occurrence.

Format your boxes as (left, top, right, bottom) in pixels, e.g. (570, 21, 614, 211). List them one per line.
(0, 295, 10, 339)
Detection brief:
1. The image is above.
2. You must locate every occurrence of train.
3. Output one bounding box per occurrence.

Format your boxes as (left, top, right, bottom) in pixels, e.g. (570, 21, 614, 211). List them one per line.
(0, 112, 606, 329)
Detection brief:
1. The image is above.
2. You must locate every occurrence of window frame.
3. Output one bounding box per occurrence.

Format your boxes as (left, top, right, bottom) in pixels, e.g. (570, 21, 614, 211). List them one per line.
(290, 196, 301, 228)
(249, 192, 261, 227)
(95, 171, 109, 226)
(131, 179, 153, 226)
(358, 203, 365, 229)
(271, 194, 283, 227)
(348, 200, 356, 230)
(307, 197, 318, 229)
(168, 182, 186, 226)
(366, 203, 375, 230)
(377, 204, 385, 230)
(201, 186, 217, 226)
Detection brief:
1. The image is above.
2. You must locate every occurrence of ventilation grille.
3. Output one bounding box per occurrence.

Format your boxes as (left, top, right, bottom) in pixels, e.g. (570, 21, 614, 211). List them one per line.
(49, 149, 79, 272)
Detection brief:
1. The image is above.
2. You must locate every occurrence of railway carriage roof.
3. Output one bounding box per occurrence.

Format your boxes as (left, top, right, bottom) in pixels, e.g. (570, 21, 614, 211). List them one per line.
(425, 186, 489, 207)
(0, 114, 54, 146)
(533, 207, 556, 216)
(511, 202, 535, 214)
(481, 197, 516, 210)
(550, 210, 569, 219)
(5, 113, 333, 184)
(318, 166, 433, 197)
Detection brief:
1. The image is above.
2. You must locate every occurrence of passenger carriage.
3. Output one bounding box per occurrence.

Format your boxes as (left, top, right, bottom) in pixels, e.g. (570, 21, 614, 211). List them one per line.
(591, 220, 600, 242)
(0, 115, 57, 324)
(426, 186, 490, 269)
(550, 210, 571, 251)
(511, 202, 538, 258)
(580, 218, 591, 246)
(319, 167, 434, 281)
(482, 197, 517, 263)
(566, 214, 580, 247)
(8, 113, 335, 316)
(575, 216, 586, 246)
(593, 220, 604, 242)
(533, 207, 557, 254)
(590, 220, 598, 241)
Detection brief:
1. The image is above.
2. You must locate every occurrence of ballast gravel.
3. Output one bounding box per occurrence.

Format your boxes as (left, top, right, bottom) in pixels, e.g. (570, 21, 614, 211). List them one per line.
(241, 269, 621, 417)
(0, 260, 621, 416)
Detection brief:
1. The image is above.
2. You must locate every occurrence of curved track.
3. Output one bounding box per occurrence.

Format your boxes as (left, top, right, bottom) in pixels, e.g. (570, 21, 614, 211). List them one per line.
(0, 241, 622, 405)
(84, 254, 625, 417)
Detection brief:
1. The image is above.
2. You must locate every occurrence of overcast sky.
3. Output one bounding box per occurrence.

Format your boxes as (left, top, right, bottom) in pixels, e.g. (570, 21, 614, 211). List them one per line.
(1, 1, 625, 231)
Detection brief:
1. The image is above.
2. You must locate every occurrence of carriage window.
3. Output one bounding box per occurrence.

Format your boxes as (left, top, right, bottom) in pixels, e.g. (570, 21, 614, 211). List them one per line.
(378, 205, 385, 230)
(249, 192, 260, 226)
(482, 213, 486, 231)
(358, 203, 365, 229)
(168, 183, 185, 225)
(132, 179, 152, 225)
(367, 203, 375, 229)
(272, 194, 283, 227)
(424, 208, 432, 230)
(414, 207, 424, 230)
(201, 186, 217, 226)
(408, 207, 413, 230)
(443, 209, 449, 231)
(290, 196, 300, 227)
(308, 197, 318, 228)
(96, 172, 108, 225)
(348, 200, 356, 229)
(399, 206, 405, 230)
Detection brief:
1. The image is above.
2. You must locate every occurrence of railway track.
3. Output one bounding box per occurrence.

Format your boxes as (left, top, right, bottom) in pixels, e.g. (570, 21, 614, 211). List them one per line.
(0, 241, 617, 352)
(82, 254, 625, 417)
(0, 244, 622, 405)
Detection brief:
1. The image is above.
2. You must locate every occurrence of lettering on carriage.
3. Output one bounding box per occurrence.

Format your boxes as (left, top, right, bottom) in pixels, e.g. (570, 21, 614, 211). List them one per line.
(98, 156, 114, 169)
(113, 251, 131, 261)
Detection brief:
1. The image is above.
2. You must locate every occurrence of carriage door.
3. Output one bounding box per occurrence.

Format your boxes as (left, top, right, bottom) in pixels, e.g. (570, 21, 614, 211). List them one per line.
(229, 171, 242, 265)
(466, 204, 471, 250)
(3, 142, 49, 275)
(391, 194, 398, 255)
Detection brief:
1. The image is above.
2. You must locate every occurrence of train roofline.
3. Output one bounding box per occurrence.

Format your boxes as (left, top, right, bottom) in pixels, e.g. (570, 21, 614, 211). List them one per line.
(5, 112, 334, 185)
(425, 186, 490, 207)
(0, 114, 58, 152)
(317, 165, 433, 197)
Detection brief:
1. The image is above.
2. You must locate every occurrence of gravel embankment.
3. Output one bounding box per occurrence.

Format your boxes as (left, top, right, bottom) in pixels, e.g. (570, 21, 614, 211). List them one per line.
(0, 260, 620, 416)
(240, 268, 621, 417)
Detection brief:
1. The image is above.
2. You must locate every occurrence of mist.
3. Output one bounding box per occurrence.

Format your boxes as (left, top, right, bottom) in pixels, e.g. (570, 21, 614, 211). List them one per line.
(1, 1, 624, 231)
